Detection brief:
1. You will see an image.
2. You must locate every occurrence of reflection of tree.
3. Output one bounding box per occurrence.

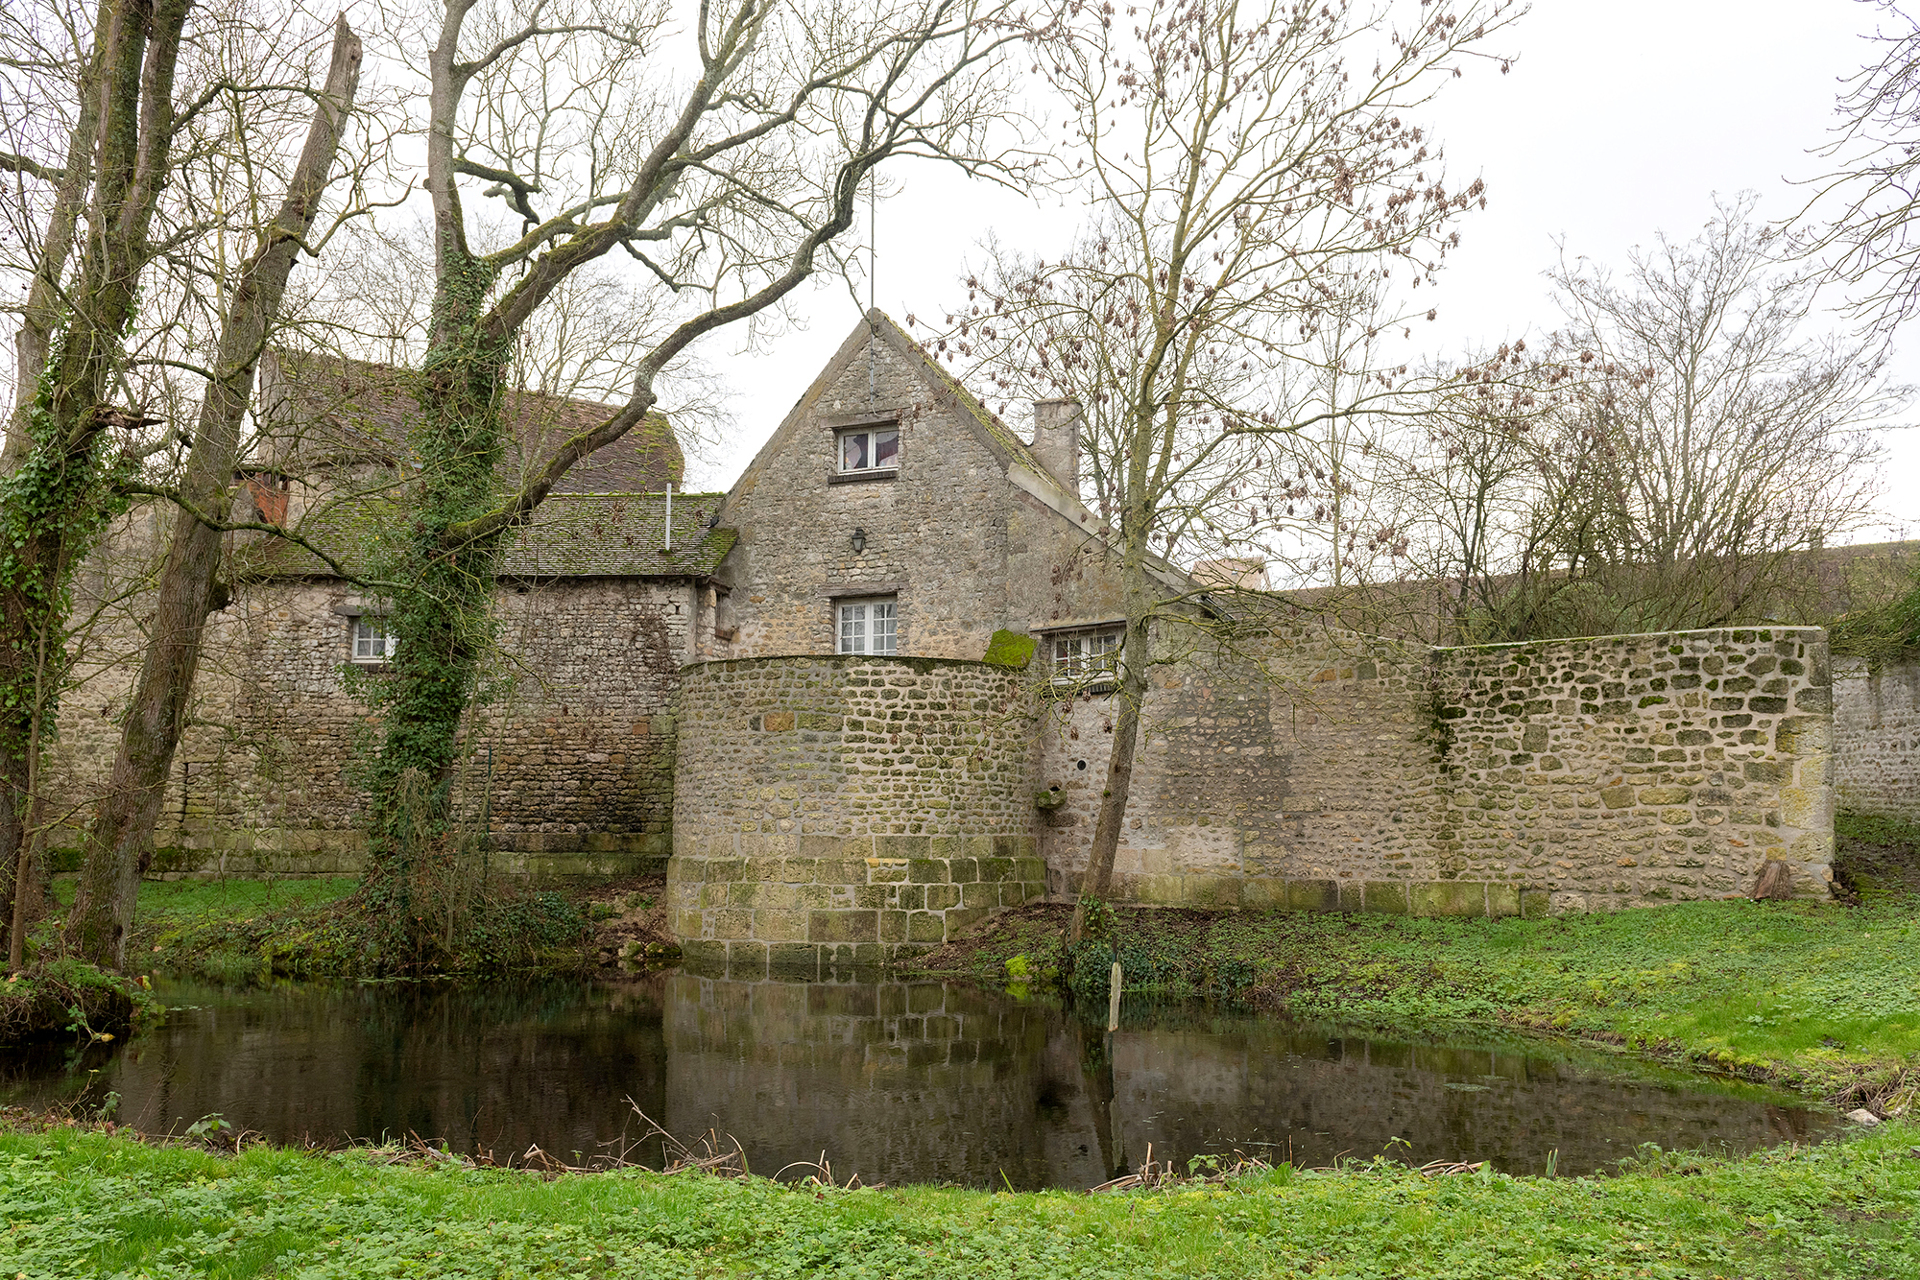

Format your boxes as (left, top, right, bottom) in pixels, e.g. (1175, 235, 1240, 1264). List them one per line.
(7, 979, 1835, 1184)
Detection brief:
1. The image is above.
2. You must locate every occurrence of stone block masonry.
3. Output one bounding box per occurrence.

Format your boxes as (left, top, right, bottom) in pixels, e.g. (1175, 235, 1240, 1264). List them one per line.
(1430, 627, 1833, 909)
(47, 575, 694, 878)
(669, 655, 1045, 970)
(1037, 625, 1834, 914)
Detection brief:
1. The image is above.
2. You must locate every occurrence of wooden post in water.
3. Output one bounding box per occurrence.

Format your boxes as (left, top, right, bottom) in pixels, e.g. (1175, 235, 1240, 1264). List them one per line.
(1107, 960, 1122, 1032)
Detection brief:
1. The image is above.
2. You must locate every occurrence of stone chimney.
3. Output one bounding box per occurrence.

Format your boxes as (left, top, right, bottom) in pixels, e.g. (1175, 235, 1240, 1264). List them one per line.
(1031, 398, 1082, 490)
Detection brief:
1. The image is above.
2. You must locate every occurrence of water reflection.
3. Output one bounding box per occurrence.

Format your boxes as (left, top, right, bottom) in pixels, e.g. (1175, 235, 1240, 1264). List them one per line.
(0, 974, 1831, 1189)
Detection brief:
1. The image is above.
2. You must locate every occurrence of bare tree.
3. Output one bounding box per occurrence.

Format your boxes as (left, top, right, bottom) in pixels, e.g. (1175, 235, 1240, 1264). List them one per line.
(350, 0, 1031, 962)
(0, 0, 388, 966)
(63, 16, 365, 970)
(1796, 0, 1920, 333)
(1531, 198, 1893, 637)
(0, 0, 199, 961)
(948, 0, 1520, 938)
(1347, 199, 1896, 649)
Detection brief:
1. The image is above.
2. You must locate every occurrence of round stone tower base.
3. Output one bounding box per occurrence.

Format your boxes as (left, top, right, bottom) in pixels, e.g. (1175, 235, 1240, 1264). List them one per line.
(669, 832, 1045, 976)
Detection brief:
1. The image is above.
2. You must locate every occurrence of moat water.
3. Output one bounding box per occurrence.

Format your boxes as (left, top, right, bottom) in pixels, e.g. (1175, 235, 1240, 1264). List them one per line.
(4, 975, 1835, 1189)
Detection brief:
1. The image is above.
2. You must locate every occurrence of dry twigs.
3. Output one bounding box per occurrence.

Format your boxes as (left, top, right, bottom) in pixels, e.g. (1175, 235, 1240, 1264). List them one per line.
(1089, 1143, 1276, 1194)
(1416, 1158, 1490, 1178)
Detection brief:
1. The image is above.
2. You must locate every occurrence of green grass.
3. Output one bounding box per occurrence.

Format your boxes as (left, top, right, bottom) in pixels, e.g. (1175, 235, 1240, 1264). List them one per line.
(50, 875, 359, 919)
(2, 1122, 1916, 1278)
(922, 895, 1920, 1101)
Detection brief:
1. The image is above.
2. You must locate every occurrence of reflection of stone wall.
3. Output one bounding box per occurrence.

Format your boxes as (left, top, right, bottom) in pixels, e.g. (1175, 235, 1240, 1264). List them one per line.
(20, 980, 669, 1157)
(20, 977, 1825, 1187)
(663, 976, 1081, 1187)
(1038, 626, 1835, 913)
(669, 656, 1044, 969)
(1108, 1022, 1822, 1177)
(1833, 657, 1920, 824)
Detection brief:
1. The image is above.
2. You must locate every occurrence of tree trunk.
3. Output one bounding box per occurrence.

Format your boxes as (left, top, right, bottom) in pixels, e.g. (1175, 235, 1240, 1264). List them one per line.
(1067, 602, 1150, 944)
(0, 0, 190, 963)
(65, 17, 363, 970)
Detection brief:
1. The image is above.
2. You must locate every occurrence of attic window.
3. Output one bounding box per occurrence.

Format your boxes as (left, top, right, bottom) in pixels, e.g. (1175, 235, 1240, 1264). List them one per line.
(837, 425, 898, 473)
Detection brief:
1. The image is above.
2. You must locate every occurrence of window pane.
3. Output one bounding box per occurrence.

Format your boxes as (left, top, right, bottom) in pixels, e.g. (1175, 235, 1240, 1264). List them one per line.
(839, 603, 865, 653)
(353, 618, 397, 661)
(841, 431, 868, 471)
(1051, 629, 1120, 678)
(873, 429, 898, 467)
(873, 600, 897, 654)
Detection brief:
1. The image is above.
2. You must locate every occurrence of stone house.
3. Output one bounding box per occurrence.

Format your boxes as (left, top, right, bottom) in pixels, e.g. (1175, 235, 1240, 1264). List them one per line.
(50, 349, 733, 877)
(51, 314, 1867, 973)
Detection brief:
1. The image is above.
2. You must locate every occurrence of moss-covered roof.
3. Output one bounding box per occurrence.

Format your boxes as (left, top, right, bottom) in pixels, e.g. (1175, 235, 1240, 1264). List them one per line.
(253, 349, 685, 494)
(231, 492, 735, 582)
(498, 492, 735, 578)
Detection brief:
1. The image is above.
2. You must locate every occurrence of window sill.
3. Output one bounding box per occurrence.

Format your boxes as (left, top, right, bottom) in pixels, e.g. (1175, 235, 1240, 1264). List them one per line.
(347, 660, 395, 673)
(828, 468, 899, 485)
(1048, 676, 1117, 697)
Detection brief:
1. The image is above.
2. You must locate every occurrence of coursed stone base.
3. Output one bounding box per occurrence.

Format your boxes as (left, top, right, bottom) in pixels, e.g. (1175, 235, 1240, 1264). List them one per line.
(1103, 871, 1550, 917)
(669, 832, 1047, 972)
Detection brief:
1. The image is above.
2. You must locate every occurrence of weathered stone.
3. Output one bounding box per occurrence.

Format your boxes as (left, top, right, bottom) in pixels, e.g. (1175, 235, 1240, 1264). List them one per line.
(1411, 881, 1487, 917)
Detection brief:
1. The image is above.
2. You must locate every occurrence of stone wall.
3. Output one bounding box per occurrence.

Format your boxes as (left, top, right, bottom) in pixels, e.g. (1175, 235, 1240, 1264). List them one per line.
(668, 655, 1046, 971)
(47, 572, 694, 877)
(1036, 625, 1834, 914)
(1430, 627, 1833, 909)
(1831, 657, 1920, 824)
(1036, 626, 1443, 908)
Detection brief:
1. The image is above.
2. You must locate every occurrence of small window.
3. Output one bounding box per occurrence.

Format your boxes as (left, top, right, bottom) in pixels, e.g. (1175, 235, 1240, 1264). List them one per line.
(1050, 627, 1122, 681)
(838, 425, 899, 473)
(837, 597, 898, 655)
(351, 617, 398, 663)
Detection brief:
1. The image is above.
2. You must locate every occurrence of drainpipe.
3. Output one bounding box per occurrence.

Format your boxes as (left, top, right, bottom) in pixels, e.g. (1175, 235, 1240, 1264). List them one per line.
(663, 480, 673, 552)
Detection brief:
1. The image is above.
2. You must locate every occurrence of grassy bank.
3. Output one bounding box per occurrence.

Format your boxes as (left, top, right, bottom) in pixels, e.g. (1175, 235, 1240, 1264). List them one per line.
(911, 893, 1920, 1109)
(78, 874, 667, 980)
(2, 1119, 1917, 1278)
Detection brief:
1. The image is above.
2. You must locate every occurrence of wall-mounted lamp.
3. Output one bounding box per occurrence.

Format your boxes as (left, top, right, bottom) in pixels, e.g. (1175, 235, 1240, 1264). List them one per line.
(850, 527, 867, 553)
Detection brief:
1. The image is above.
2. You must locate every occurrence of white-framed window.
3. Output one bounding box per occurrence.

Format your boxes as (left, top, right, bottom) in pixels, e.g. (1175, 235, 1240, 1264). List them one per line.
(837, 597, 898, 655)
(351, 617, 398, 663)
(837, 425, 899, 473)
(1049, 627, 1122, 681)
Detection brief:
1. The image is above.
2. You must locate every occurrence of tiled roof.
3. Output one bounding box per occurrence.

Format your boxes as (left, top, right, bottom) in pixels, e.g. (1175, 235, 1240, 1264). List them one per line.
(252, 349, 684, 494)
(498, 493, 736, 578)
(232, 491, 734, 582)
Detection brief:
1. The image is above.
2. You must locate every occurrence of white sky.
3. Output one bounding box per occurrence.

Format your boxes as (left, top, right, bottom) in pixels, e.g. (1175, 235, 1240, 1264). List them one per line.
(683, 0, 1920, 544)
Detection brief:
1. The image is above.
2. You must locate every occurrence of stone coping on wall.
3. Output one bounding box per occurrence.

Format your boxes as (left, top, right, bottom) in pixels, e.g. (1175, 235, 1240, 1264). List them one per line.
(1427, 624, 1823, 655)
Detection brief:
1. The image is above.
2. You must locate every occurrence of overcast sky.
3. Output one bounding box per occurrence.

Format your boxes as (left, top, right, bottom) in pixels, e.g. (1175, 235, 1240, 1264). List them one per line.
(684, 0, 1918, 541)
